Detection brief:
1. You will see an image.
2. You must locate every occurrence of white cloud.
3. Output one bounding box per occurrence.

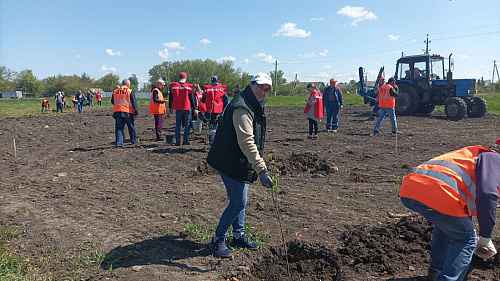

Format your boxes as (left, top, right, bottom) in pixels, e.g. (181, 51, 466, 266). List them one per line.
(244, 58, 249, 63)
(412, 39, 418, 43)
(388, 34, 399, 41)
(458, 54, 469, 59)
(254, 52, 275, 63)
(303, 52, 316, 58)
(320, 49, 328, 56)
(158, 49, 172, 59)
(273, 23, 311, 38)
(105, 49, 121, 56)
(162, 42, 185, 50)
(255, 53, 267, 58)
(217, 56, 236, 63)
(336, 6, 377, 27)
(310, 17, 325, 21)
(199, 38, 211, 45)
(97, 65, 117, 73)
(75, 55, 82, 58)
(324, 65, 332, 69)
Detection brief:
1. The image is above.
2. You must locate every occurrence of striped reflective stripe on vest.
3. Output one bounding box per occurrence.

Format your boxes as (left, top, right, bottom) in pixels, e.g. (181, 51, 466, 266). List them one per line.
(114, 98, 132, 106)
(410, 160, 477, 214)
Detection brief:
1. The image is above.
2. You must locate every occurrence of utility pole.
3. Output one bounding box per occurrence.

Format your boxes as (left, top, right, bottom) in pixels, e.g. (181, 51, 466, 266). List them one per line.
(423, 34, 431, 54)
(274, 60, 278, 96)
(492, 60, 500, 84)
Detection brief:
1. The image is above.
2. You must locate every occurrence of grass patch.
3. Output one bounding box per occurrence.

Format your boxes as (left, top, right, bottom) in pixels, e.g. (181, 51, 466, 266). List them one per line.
(182, 223, 267, 250)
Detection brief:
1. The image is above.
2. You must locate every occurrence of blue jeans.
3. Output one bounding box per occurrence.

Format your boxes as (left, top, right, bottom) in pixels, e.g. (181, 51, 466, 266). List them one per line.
(214, 172, 249, 239)
(56, 103, 63, 113)
(175, 110, 192, 143)
(371, 102, 379, 117)
(325, 103, 340, 130)
(77, 102, 84, 114)
(115, 117, 137, 147)
(374, 107, 397, 132)
(401, 197, 476, 281)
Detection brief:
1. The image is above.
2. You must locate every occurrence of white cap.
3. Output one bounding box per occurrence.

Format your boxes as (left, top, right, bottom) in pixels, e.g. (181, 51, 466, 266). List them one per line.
(158, 78, 165, 85)
(251, 72, 272, 87)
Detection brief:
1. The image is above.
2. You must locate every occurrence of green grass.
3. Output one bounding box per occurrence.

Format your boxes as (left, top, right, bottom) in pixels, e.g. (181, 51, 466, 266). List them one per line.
(182, 223, 267, 250)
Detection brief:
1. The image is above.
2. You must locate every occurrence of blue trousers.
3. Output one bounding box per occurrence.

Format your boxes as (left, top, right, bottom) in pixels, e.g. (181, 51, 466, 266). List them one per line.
(214, 172, 249, 239)
(115, 117, 137, 147)
(77, 102, 84, 114)
(401, 197, 476, 281)
(325, 103, 340, 130)
(175, 110, 192, 143)
(374, 107, 397, 132)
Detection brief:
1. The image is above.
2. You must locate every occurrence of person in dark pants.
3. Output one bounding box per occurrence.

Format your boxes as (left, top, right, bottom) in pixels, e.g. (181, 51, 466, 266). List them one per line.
(202, 75, 229, 145)
(76, 90, 85, 114)
(207, 72, 274, 259)
(149, 79, 167, 141)
(322, 78, 343, 132)
(169, 72, 198, 146)
(54, 91, 64, 113)
(111, 79, 139, 147)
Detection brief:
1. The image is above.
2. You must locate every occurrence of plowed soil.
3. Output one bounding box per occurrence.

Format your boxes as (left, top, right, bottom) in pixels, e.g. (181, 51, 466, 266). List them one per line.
(1, 104, 499, 281)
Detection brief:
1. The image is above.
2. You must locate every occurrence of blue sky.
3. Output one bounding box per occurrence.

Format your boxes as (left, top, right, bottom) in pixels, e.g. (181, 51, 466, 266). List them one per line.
(1, 0, 499, 87)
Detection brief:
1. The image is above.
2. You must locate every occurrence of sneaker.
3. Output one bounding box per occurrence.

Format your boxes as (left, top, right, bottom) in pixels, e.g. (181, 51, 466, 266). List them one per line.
(183, 141, 191, 145)
(230, 234, 259, 251)
(307, 135, 313, 140)
(392, 131, 400, 134)
(312, 135, 318, 140)
(156, 136, 164, 141)
(326, 129, 332, 132)
(332, 129, 338, 133)
(175, 142, 181, 146)
(209, 238, 233, 258)
(372, 131, 380, 136)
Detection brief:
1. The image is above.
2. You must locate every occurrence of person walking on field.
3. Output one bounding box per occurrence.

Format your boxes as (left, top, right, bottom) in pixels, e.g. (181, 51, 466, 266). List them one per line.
(112, 79, 139, 148)
(202, 75, 228, 145)
(373, 77, 399, 134)
(304, 83, 323, 140)
(87, 90, 94, 108)
(76, 90, 85, 114)
(96, 91, 102, 106)
(400, 141, 500, 281)
(322, 78, 343, 132)
(150, 79, 167, 141)
(54, 91, 64, 113)
(169, 72, 198, 146)
(207, 72, 274, 259)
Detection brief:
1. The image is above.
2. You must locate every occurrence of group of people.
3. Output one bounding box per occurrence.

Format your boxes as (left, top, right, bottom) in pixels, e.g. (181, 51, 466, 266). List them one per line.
(110, 72, 500, 281)
(41, 90, 103, 114)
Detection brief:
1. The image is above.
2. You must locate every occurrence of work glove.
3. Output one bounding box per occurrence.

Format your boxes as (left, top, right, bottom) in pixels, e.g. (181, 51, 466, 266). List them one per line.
(474, 236, 497, 259)
(258, 170, 274, 189)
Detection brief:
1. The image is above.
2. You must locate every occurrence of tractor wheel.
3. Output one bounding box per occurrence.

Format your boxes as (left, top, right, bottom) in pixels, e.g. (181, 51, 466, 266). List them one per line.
(444, 97, 467, 121)
(417, 102, 435, 115)
(466, 97, 487, 118)
(395, 85, 420, 116)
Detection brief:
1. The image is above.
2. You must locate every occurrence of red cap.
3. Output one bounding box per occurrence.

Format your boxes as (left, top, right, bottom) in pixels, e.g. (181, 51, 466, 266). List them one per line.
(330, 78, 337, 83)
(495, 138, 500, 145)
(380, 76, 385, 81)
(179, 72, 187, 78)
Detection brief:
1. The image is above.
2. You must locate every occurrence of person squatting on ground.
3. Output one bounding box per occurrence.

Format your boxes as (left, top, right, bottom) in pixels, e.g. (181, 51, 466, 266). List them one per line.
(304, 83, 323, 140)
(112, 79, 139, 148)
(202, 75, 229, 145)
(169, 72, 198, 146)
(369, 76, 385, 120)
(76, 90, 86, 114)
(41, 99, 50, 112)
(400, 141, 500, 281)
(54, 91, 64, 113)
(96, 91, 102, 106)
(206, 72, 274, 259)
(322, 78, 343, 132)
(149, 79, 167, 141)
(373, 77, 399, 134)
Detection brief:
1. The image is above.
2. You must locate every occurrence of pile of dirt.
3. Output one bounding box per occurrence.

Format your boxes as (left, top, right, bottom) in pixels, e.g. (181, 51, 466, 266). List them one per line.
(277, 152, 337, 176)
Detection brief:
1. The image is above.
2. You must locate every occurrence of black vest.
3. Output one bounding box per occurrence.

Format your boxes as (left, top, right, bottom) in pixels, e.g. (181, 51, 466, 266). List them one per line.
(207, 85, 266, 183)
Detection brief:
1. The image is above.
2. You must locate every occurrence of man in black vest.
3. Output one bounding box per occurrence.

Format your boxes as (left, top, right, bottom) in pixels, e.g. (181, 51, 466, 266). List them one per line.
(207, 72, 274, 258)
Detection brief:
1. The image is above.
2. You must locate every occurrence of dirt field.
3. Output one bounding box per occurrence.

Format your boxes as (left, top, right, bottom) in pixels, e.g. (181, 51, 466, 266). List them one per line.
(1, 104, 499, 281)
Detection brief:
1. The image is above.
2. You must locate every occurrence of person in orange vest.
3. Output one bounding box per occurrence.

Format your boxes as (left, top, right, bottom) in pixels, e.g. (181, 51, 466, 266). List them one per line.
(373, 77, 398, 134)
(202, 75, 228, 145)
(400, 142, 500, 281)
(41, 99, 50, 112)
(112, 79, 139, 148)
(169, 72, 198, 146)
(150, 78, 167, 141)
(304, 83, 323, 140)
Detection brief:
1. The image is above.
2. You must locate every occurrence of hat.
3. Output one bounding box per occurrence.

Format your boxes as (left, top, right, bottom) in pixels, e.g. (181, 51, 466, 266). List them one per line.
(211, 75, 218, 82)
(251, 72, 272, 86)
(379, 76, 385, 81)
(495, 138, 500, 145)
(157, 78, 165, 85)
(330, 78, 337, 83)
(179, 72, 187, 78)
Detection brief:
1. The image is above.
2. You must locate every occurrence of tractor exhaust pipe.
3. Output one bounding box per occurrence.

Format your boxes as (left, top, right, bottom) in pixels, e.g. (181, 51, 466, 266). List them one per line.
(447, 53, 453, 86)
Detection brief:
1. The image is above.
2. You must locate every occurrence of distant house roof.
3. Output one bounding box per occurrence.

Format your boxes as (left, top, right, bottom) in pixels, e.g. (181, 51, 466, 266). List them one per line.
(355, 81, 376, 88)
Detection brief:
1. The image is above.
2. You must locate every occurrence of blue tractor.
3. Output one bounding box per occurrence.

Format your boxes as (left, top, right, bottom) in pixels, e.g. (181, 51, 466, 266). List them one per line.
(359, 54, 486, 121)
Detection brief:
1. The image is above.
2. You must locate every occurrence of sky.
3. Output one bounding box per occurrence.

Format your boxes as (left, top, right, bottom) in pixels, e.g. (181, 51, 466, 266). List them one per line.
(1, 0, 499, 88)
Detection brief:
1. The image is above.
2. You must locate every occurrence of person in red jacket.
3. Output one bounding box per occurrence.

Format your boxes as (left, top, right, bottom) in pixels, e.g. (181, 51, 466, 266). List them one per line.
(169, 72, 198, 146)
(150, 79, 167, 141)
(96, 91, 102, 106)
(202, 75, 228, 145)
(400, 142, 500, 281)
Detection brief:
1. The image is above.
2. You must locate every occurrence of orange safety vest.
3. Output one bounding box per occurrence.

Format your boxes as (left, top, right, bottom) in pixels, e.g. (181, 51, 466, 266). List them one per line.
(303, 90, 324, 119)
(42, 100, 49, 106)
(170, 82, 193, 110)
(149, 88, 166, 114)
(203, 84, 227, 113)
(400, 146, 493, 217)
(196, 91, 207, 112)
(113, 86, 135, 114)
(378, 84, 396, 108)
